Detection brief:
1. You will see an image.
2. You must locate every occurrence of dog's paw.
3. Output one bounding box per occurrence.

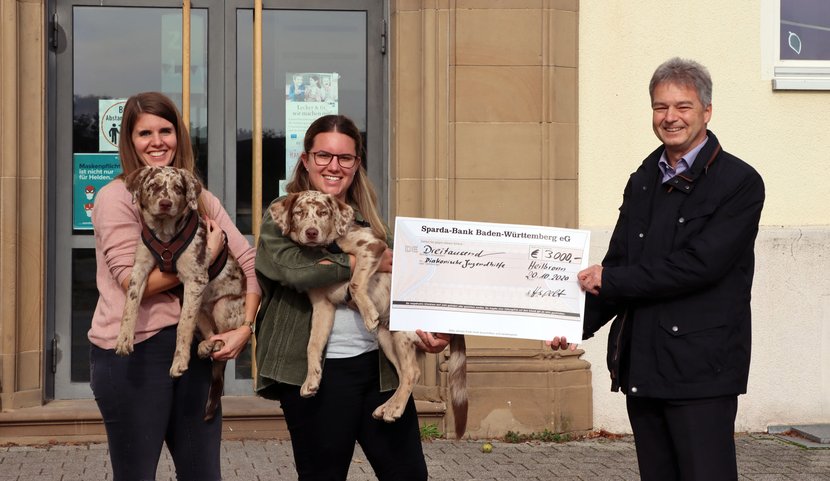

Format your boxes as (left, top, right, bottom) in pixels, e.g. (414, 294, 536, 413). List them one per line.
(169, 357, 189, 378)
(363, 319, 380, 334)
(300, 380, 319, 398)
(362, 310, 380, 333)
(197, 341, 215, 359)
(373, 400, 406, 423)
(352, 297, 380, 333)
(300, 362, 323, 398)
(114, 334, 134, 356)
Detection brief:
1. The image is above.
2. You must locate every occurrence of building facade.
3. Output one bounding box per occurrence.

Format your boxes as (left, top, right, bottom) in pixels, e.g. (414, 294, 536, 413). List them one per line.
(1, 0, 587, 441)
(0, 0, 827, 441)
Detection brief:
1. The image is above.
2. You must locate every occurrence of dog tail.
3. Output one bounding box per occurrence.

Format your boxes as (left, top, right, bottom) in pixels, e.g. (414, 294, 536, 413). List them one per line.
(448, 334, 468, 439)
(204, 360, 227, 421)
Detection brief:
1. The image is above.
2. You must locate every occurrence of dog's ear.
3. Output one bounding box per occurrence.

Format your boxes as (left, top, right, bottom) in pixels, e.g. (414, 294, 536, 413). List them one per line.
(124, 166, 150, 205)
(269, 192, 298, 234)
(332, 196, 355, 237)
(179, 169, 202, 211)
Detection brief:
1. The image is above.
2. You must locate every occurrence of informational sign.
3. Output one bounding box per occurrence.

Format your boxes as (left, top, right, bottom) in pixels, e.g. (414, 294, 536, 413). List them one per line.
(73, 153, 121, 230)
(390, 217, 591, 342)
(98, 99, 127, 152)
(283, 72, 339, 195)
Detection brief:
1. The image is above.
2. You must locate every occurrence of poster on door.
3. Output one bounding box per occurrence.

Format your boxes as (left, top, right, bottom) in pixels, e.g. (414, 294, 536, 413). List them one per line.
(99, 99, 127, 152)
(73, 153, 122, 230)
(283, 72, 339, 195)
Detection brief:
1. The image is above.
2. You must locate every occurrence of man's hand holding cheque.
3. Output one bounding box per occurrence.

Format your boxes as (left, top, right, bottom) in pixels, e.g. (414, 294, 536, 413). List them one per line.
(577, 265, 603, 296)
(547, 264, 602, 351)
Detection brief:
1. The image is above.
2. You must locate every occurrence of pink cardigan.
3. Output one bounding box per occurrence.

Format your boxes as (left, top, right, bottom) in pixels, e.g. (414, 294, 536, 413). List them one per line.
(88, 178, 261, 349)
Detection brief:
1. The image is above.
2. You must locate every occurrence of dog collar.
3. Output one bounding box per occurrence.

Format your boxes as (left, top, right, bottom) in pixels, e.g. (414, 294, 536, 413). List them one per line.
(140, 211, 199, 274)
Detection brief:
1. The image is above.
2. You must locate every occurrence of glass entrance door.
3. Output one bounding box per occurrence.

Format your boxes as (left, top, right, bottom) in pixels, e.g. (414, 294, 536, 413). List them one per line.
(228, 1, 385, 234)
(50, 0, 384, 399)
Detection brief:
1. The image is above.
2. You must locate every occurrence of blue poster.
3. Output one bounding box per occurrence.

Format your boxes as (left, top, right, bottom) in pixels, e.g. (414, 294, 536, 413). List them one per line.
(73, 153, 121, 230)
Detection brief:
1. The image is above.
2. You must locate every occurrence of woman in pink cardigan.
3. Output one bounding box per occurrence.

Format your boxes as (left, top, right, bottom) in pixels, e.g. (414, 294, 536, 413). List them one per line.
(88, 92, 261, 481)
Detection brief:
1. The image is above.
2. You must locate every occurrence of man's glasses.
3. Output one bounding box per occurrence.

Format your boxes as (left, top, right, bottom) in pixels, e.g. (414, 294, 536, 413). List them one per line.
(309, 151, 359, 168)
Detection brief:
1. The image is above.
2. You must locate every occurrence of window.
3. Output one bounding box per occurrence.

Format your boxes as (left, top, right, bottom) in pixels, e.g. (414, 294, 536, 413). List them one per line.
(763, 0, 830, 90)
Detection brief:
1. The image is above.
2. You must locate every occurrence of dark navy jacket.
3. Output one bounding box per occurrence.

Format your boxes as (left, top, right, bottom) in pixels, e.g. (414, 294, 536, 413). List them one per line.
(583, 131, 765, 399)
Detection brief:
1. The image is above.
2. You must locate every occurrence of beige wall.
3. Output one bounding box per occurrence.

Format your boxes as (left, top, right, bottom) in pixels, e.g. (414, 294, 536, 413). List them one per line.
(580, 1, 829, 226)
(580, 1, 830, 432)
(391, 0, 579, 229)
(0, 0, 47, 411)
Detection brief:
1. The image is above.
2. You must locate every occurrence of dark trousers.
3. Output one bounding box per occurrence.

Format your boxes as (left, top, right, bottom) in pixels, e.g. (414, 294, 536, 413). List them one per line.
(626, 395, 738, 481)
(278, 350, 428, 481)
(90, 326, 222, 481)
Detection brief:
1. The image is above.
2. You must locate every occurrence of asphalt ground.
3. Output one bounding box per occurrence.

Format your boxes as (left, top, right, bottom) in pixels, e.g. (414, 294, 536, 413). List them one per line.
(1, 433, 829, 480)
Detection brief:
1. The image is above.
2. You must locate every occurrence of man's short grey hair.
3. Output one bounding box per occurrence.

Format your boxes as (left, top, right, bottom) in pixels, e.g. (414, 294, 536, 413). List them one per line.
(649, 57, 713, 107)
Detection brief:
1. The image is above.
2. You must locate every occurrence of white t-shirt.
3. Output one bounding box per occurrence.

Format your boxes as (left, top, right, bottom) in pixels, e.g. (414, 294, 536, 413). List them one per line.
(324, 305, 378, 358)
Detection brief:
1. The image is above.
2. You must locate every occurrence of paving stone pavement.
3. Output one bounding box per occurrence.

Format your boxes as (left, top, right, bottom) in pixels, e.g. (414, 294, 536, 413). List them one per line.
(0, 433, 828, 480)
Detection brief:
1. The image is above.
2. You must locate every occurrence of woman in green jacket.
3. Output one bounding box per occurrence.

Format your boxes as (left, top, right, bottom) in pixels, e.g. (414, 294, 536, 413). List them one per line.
(255, 114, 448, 481)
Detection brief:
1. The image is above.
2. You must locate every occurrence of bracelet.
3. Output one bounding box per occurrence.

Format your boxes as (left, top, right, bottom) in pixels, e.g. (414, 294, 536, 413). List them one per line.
(242, 324, 254, 335)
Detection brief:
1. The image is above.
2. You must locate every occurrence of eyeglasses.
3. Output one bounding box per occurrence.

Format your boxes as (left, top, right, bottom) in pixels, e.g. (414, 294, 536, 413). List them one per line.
(309, 151, 359, 168)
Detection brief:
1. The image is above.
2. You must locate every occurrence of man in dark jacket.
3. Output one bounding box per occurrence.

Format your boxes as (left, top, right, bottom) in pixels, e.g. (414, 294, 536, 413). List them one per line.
(550, 58, 765, 480)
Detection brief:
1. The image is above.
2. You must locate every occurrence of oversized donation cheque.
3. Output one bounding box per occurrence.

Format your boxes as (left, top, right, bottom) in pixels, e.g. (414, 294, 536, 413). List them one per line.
(390, 217, 590, 342)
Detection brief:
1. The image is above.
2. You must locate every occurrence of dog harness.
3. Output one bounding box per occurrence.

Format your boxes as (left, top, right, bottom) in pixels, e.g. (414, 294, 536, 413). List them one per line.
(140, 211, 228, 280)
(208, 234, 229, 280)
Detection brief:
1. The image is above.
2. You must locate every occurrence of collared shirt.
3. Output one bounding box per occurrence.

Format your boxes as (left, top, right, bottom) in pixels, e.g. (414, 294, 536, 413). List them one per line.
(658, 136, 709, 184)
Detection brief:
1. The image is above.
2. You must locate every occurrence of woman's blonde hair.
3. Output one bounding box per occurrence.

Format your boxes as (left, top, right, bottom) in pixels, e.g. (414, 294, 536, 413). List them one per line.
(285, 114, 386, 240)
(116, 91, 206, 214)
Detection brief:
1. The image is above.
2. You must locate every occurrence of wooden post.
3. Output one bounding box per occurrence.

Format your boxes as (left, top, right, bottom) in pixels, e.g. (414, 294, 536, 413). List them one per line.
(182, 0, 191, 129)
(251, 0, 263, 381)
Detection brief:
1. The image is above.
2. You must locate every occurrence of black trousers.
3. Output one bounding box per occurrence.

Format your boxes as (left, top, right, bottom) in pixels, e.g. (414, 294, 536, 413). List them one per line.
(90, 326, 222, 481)
(278, 350, 428, 481)
(626, 395, 738, 481)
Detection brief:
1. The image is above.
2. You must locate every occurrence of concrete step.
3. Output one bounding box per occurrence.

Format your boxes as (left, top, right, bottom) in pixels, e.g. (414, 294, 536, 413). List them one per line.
(0, 396, 446, 445)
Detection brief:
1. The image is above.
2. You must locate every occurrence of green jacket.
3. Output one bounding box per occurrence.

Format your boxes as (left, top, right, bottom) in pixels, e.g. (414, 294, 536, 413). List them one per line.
(254, 197, 398, 400)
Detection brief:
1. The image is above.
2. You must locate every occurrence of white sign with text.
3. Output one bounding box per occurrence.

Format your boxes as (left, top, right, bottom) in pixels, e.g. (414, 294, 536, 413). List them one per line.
(390, 217, 590, 342)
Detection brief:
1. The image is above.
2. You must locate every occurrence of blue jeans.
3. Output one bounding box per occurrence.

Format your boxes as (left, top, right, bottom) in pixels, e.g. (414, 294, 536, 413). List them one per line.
(90, 325, 222, 481)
